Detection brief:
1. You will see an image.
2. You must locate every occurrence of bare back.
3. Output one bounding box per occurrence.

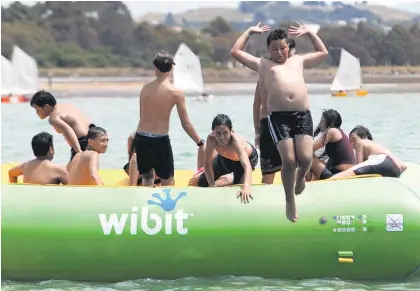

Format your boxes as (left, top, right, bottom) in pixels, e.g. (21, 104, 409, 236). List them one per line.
(22, 160, 67, 185)
(137, 79, 179, 135)
(261, 56, 310, 112)
(360, 140, 404, 167)
(68, 151, 101, 185)
(49, 104, 92, 138)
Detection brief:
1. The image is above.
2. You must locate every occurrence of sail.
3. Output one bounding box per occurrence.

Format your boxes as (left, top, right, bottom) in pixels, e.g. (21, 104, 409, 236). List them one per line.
(173, 43, 206, 94)
(11, 46, 39, 95)
(1, 56, 14, 96)
(330, 49, 362, 92)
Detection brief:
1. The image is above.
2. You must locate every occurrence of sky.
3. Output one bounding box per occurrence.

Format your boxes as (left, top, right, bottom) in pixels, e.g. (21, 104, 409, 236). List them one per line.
(2, 1, 420, 17)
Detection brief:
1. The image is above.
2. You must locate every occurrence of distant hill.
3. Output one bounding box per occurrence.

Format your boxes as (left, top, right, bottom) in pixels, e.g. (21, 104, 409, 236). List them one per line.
(138, 2, 419, 27)
(139, 8, 254, 24)
(354, 3, 418, 24)
(2, 1, 420, 69)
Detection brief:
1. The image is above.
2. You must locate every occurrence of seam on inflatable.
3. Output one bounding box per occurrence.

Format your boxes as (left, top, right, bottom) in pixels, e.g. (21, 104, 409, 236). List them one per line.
(405, 262, 420, 279)
(386, 177, 420, 201)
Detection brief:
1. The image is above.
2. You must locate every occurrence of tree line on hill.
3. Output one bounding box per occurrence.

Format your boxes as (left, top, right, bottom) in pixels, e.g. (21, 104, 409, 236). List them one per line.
(2, 1, 420, 68)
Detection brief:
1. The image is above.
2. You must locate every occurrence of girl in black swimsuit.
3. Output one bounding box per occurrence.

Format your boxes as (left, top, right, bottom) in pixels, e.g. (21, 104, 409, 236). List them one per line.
(308, 109, 355, 180)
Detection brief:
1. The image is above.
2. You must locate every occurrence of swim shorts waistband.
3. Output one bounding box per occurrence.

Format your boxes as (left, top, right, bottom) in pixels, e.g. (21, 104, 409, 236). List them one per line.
(270, 110, 311, 115)
(136, 131, 169, 138)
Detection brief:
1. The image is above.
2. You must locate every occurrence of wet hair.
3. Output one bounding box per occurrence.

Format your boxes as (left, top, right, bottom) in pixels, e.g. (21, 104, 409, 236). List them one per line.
(30, 90, 57, 108)
(314, 109, 342, 137)
(211, 114, 232, 131)
(314, 109, 343, 159)
(288, 38, 296, 50)
(87, 126, 107, 140)
(32, 131, 53, 157)
(350, 125, 373, 140)
(153, 51, 176, 73)
(266, 29, 288, 47)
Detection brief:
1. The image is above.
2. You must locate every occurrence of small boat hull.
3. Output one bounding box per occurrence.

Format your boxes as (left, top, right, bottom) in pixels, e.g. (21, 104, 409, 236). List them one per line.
(1, 95, 31, 103)
(331, 90, 368, 97)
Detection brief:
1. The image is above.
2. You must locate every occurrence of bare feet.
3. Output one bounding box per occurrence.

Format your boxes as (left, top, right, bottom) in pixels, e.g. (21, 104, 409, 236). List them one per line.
(286, 200, 298, 223)
(188, 175, 200, 186)
(188, 169, 204, 186)
(295, 177, 306, 195)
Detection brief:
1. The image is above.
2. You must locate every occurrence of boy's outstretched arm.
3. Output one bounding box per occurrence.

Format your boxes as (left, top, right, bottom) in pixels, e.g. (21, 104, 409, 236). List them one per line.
(288, 22, 328, 68)
(230, 22, 271, 72)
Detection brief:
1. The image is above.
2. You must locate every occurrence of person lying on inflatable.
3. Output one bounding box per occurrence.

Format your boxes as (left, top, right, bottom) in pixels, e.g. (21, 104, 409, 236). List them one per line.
(331, 125, 407, 179)
(190, 114, 258, 203)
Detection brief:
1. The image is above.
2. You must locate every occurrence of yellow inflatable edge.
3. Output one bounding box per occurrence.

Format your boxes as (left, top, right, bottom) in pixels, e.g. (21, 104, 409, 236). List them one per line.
(2, 162, 382, 188)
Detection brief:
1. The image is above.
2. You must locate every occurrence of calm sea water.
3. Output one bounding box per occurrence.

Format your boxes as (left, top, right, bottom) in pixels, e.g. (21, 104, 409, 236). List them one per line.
(2, 92, 420, 290)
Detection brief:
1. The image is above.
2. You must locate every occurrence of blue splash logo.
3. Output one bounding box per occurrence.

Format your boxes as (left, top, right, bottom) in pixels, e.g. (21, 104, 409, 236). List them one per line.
(147, 189, 187, 211)
(99, 189, 191, 236)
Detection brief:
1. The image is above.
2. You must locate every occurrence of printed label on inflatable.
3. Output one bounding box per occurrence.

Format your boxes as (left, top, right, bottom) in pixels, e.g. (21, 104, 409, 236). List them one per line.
(386, 214, 404, 232)
(98, 189, 192, 236)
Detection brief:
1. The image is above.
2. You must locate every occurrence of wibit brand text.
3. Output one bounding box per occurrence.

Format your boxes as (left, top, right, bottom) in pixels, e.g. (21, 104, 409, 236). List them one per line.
(99, 189, 192, 235)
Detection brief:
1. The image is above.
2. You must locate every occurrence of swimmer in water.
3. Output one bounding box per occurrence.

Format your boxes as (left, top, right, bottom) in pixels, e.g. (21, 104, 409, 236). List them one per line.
(134, 51, 205, 187)
(30, 90, 96, 170)
(8, 132, 68, 185)
(68, 126, 109, 185)
(196, 114, 258, 203)
(332, 126, 407, 179)
(231, 22, 328, 222)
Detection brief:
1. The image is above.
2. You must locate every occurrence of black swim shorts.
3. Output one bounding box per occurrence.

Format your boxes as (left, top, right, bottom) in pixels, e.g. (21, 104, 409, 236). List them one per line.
(352, 154, 401, 178)
(70, 136, 88, 161)
(267, 110, 313, 144)
(197, 143, 259, 187)
(259, 117, 282, 175)
(134, 131, 174, 180)
(70, 124, 96, 161)
(319, 165, 342, 180)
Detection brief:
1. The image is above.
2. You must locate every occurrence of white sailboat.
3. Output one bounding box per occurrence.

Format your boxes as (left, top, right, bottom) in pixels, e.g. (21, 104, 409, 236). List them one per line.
(11, 45, 39, 96)
(330, 48, 368, 97)
(1, 55, 14, 97)
(173, 43, 213, 101)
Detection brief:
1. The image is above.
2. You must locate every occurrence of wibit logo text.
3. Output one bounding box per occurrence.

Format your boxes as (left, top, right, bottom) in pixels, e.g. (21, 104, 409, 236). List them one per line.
(99, 189, 193, 236)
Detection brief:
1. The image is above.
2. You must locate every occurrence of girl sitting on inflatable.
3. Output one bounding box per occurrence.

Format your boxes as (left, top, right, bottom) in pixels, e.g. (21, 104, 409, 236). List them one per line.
(308, 109, 355, 180)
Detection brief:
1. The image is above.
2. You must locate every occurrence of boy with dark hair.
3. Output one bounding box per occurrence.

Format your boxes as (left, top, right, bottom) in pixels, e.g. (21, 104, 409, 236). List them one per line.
(332, 126, 407, 179)
(68, 126, 109, 185)
(8, 132, 68, 184)
(134, 51, 205, 187)
(231, 22, 328, 222)
(30, 90, 96, 169)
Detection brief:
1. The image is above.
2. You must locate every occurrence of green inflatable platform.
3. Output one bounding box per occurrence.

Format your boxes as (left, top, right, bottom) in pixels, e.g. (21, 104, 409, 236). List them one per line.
(2, 162, 420, 282)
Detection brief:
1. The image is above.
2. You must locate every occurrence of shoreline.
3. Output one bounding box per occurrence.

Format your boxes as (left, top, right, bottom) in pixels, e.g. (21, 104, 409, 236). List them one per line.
(41, 81, 420, 96)
(40, 66, 420, 79)
(37, 66, 420, 95)
(39, 68, 420, 95)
